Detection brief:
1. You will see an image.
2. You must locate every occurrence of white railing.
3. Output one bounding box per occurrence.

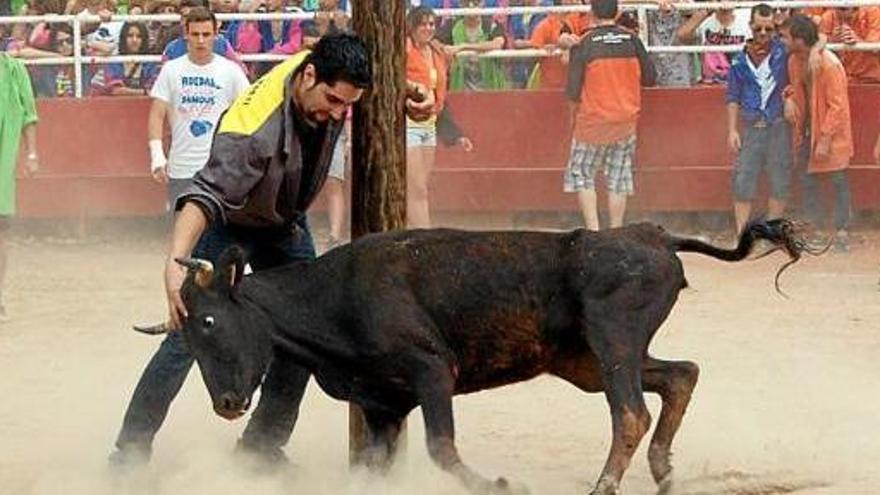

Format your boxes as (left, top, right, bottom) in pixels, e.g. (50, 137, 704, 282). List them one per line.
(2, 1, 879, 97)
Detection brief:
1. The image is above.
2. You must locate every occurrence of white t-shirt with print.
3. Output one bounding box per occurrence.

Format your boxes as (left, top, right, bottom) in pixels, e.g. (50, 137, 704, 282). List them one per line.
(150, 55, 250, 178)
(697, 9, 752, 46)
(86, 21, 123, 47)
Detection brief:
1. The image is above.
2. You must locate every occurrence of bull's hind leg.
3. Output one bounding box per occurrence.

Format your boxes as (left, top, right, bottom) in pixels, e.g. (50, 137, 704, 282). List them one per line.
(415, 363, 527, 495)
(584, 327, 653, 495)
(641, 357, 699, 495)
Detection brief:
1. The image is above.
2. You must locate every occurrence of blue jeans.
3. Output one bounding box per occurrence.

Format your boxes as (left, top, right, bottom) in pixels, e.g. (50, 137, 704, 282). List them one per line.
(798, 140, 851, 231)
(115, 215, 316, 454)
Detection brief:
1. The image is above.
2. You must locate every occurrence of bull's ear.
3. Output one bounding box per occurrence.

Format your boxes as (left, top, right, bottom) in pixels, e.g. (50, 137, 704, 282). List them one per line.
(216, 245, 246, 291)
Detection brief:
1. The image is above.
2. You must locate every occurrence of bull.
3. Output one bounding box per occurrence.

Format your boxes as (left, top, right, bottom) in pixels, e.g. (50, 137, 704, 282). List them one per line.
(134, 219, 811, 495)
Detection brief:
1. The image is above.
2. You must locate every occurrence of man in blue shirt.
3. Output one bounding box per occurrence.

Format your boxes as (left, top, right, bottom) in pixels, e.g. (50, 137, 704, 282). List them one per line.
(726, 3, 790, 235)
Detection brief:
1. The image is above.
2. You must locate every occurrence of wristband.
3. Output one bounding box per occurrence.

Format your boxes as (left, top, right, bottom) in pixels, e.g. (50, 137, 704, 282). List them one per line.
(149, 139, 166, 172)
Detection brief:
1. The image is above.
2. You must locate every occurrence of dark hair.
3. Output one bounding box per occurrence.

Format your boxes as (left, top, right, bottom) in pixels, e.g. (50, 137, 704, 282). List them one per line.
(146, 0, 177, 14)
(751, 3, 773, 22)
(180, 0, 209, 9)
(303, 32, 372, 89)
(590, 0, 618, 20)
(406, 6, 436, 33)
(119, 22, 150, 55)
(33, 0, 67, 14)
(49, 23, 74, 50)
(781, 13, 818, 46)
(183, 6, 217, 30)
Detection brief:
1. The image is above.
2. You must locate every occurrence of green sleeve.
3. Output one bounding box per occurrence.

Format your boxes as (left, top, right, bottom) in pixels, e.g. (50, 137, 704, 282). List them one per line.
(14, 61, 38, 127)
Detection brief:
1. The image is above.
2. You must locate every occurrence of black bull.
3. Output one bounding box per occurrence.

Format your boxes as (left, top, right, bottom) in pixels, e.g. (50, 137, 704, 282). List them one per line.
(135, 220, 811, 495)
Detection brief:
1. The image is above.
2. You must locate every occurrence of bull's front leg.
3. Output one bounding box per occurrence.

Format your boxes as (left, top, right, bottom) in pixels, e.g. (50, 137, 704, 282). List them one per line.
(415, 365, 528, 495)
(357, 408, 407, 472)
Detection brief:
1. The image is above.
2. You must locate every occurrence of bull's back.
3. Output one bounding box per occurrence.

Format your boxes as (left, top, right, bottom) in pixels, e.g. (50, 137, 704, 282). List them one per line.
(339, 225, 680, 393)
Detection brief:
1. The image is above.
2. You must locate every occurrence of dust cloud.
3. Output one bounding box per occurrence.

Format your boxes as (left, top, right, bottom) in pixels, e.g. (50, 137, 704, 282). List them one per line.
(1, 226, 878, 494)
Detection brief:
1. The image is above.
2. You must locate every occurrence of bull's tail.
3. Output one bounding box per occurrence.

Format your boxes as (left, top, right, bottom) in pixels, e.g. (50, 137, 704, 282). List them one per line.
(671, 218, 827, 295)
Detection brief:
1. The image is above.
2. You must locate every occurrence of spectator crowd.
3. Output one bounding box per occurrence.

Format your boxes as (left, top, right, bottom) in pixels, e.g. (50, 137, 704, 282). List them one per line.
(2, 0, 880, 248)
(2, 0, 878, 94)
(0, 0, 353, 96)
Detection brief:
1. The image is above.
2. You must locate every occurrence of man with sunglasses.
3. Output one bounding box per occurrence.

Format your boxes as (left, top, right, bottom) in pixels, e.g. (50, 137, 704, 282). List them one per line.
(726, 4, 792, 235)
(110, 32, 372, 469)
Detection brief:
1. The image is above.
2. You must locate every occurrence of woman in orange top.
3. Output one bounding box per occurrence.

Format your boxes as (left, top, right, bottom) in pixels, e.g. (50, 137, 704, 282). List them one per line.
(405, 6, 472, 228)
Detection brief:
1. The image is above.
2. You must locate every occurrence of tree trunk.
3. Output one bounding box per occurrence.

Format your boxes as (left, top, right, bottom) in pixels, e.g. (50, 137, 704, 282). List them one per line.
(350, 0, 407, 239)
(348, 0, 407, 466)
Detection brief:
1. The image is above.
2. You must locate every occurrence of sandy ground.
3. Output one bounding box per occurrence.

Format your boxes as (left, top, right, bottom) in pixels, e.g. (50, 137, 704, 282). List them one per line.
(1, 224, 878, 495)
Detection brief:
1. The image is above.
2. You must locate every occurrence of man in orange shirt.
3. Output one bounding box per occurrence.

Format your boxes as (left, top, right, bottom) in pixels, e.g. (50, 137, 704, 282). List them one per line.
(782, 14, 853, 251)
(819, 6, 880, 83)
(565, 0, 655, 230)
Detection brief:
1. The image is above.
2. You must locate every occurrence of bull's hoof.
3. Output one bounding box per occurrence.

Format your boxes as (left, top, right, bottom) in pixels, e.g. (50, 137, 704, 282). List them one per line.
(589, 476, 620, 495)
(656, 474, 674, 495)
(234, 439, 291, 475)
(107, 444, 151, 473)
(490, 476, 529, 495)
(588, 488, 620, 495)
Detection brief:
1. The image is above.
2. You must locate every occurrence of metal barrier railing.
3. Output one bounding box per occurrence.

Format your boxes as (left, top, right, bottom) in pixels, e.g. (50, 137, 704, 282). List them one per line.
(2, 1, 879, 97)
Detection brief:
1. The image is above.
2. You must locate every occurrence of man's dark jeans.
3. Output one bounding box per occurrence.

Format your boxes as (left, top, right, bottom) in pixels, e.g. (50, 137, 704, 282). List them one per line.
(797, 139, 851, 231)
(115, 216, 316, 457)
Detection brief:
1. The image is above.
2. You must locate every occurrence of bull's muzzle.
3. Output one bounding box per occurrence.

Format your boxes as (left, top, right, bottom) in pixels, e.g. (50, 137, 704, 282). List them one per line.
(214, 393, 250, 420)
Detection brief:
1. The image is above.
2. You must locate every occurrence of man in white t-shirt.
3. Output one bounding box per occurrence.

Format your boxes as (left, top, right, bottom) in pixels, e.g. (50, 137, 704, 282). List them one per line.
(680, 6, 752, 83)
(697, 8, 751, 46)
(75, 0, 122, 55)
(700, 9, 752, 82)
(147, 6, 250, 210)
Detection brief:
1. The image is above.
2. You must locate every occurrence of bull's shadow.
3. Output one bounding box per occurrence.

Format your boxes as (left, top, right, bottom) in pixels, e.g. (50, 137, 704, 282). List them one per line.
(135, 219, 813, 495)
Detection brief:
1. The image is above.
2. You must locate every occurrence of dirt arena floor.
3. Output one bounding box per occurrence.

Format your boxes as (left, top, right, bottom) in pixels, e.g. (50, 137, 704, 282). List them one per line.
(1, 220, 878, 495)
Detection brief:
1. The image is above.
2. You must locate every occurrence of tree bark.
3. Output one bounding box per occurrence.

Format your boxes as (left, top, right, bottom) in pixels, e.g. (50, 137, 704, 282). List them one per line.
(350, 0, 407, 239)
(348, 0, 407, 466)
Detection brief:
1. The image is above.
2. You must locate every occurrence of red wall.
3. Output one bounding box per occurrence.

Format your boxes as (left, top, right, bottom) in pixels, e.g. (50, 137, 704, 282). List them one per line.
(16, 86, 880, 218)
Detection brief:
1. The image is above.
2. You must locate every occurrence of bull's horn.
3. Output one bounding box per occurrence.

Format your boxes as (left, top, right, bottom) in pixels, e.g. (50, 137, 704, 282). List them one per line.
(132, 322, 171, 335)
(175, 257, 214, 288)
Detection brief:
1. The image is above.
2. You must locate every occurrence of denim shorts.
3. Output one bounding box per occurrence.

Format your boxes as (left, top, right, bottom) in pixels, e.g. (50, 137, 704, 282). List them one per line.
(406, 124, 437, 148)
(564, 135, 636, 195)
(733, 119, 793, 201)
(167, 178, 192, 215)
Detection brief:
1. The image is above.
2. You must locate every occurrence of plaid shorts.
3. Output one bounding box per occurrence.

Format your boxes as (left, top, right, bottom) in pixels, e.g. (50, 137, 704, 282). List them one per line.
(563, 134, 637, 195)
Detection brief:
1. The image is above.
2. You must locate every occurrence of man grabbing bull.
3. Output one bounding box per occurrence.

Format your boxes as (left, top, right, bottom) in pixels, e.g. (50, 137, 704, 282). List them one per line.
(110, 33, 372, 468)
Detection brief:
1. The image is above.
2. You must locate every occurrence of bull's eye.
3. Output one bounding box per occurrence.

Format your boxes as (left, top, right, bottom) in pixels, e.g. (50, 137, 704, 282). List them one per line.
(203, 316, 215, 328)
